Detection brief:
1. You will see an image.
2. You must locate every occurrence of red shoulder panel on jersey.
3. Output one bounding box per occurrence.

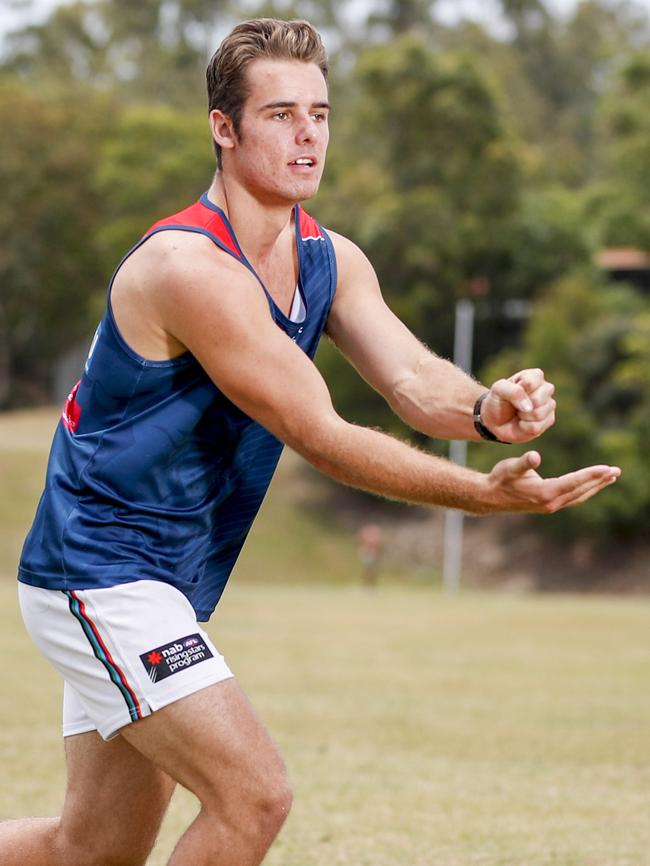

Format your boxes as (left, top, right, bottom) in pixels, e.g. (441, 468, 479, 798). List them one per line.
(146, 201, 241, 258)
(298, 206, 324, 241)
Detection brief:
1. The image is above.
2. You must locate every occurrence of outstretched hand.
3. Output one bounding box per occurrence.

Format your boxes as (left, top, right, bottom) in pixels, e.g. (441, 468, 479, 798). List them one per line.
(487, 451, 621, 514)
(480, 369, 556, 444)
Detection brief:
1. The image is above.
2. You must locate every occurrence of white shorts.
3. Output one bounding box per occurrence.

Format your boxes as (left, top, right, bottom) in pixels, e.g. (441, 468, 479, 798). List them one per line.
(18, 580, 233, 741)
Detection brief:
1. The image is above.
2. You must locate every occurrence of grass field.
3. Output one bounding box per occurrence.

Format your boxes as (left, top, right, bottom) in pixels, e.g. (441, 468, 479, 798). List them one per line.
(2, 582, 650, 865)
(2, 408, 650, 865)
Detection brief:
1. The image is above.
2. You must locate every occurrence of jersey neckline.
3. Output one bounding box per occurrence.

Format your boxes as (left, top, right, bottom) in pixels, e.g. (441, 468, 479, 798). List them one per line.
(198, 192, 308, 329)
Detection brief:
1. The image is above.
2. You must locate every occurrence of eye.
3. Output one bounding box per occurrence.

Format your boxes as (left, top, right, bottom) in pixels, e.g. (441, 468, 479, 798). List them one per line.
(273, 111, 289, 121)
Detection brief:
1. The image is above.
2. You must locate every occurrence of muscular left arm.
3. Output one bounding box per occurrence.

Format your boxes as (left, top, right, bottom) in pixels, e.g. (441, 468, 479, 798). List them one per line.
(326, 232, 555, 444)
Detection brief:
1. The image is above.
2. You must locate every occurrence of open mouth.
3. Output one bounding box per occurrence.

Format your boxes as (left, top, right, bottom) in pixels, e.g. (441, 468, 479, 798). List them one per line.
(289, 157, 316, 167)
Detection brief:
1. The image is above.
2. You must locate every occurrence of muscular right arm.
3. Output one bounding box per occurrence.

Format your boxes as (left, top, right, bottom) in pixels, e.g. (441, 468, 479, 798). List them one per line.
(143, 236, 618, 516)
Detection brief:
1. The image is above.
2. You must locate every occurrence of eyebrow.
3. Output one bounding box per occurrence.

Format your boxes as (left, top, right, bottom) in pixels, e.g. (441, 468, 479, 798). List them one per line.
(258, 100, 331, 112)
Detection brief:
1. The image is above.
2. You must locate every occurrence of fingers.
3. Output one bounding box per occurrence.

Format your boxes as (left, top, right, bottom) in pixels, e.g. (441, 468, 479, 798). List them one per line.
(495, 369, 555, 405)
(486, 369, 557, 442)
(488, 455, 621, 514)
(510, 373, 556, 423)
(511, 368, 546, 392)
(542, 465, 621, 512)
(515, 372, 556, 433)
(489, 377, 534, 413)
(515, 393, 556, 437)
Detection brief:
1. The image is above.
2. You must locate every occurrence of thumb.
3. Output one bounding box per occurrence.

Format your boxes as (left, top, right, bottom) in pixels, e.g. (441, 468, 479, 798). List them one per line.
(488, 379, 534, 413)
(510, 450, 541, 477)
(502, 451, 542, 478)
(491, 450, 541, 483)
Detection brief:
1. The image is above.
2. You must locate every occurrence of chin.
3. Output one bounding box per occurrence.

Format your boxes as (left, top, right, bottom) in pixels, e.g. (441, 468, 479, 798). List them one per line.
(291, 178, 322, 202)
(262, 182, 321, 207)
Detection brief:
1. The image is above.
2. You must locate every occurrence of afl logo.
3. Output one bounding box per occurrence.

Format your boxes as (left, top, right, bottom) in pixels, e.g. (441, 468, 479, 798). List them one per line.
(184, 637, 200, 648)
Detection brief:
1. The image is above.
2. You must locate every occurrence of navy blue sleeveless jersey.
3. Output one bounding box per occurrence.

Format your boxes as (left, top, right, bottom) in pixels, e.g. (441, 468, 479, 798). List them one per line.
(18, 193, 337, 621)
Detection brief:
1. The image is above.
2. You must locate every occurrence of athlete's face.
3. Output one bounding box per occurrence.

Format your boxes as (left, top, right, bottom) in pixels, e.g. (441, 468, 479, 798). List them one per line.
(219, 59, 330, 205)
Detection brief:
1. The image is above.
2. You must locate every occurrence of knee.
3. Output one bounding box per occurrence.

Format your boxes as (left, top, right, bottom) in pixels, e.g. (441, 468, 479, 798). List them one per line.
(218, 765, 293, 843)
(259, 772, 293, 831)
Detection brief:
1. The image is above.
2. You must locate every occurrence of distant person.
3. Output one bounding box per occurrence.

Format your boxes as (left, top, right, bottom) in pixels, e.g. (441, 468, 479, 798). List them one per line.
(2, 18, 621, 866)
(357, 523, 384, 587)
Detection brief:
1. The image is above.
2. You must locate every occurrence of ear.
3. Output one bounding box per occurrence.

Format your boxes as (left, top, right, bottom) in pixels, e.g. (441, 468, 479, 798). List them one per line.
(209, 109, 238, 154)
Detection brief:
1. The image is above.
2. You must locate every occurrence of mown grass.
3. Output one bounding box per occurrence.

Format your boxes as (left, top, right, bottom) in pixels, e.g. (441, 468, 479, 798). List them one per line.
(0, 408, 60, 578)
(2, 408, 650, 864)
(2, 582, 650, 865)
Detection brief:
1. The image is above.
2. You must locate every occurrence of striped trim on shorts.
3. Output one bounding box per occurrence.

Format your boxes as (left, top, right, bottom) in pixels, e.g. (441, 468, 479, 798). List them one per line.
(19, 579, 233, 740)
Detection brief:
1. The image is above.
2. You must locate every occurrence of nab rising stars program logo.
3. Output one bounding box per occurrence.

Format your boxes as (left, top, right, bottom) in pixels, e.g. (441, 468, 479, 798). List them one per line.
(140, 634, 213, 683)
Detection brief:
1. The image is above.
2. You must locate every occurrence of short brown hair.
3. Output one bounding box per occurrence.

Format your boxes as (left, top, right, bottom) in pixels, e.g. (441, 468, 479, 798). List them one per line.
(206, 18, 329, 168)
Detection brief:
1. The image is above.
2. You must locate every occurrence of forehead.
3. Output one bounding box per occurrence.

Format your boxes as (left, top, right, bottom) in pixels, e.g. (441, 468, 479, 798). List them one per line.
(243, 58, 328, 106)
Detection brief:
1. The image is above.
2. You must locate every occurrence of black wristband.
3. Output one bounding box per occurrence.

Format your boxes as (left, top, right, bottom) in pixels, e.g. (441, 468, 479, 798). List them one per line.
(473, 392, 508, 443)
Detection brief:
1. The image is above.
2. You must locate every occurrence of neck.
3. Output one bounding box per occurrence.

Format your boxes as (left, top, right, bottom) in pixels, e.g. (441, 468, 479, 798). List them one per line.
(206, 172, 295, 262)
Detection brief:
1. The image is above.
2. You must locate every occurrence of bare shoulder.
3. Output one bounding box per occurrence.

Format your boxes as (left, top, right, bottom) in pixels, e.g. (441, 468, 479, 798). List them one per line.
(111, 228, 265, 360)
(328, 230, 373, 273)
(124, 229, 249, 289)
(326, 230, 381, 305)
(115, 229, 265, 318)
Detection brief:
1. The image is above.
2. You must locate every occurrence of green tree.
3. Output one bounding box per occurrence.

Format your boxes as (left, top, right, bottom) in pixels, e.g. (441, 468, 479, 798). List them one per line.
(312, 35, 542, 434)
(489, 0, 650, 185)
(477, 272, 650, 539)
(590, 52, 650, 249)
(367, 0, 438, 35)
(94, 104, 215, 278)
(317, 35, 522, 331)
(2, 0, 229, 108)
(0, 79, 114, 406)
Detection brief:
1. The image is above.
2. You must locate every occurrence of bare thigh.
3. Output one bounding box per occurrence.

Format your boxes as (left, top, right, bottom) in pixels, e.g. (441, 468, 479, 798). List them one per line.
(120, 678, 289, 816)
(60, 730, 175, 861)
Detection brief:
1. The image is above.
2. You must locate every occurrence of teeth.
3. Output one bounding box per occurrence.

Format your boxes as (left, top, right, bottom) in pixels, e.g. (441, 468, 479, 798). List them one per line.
(294, 158, 313, 165)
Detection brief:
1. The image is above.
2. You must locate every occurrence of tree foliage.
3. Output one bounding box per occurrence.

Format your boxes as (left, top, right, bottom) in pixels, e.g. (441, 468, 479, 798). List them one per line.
(94, 104, 214, 274)
(589, 51, 650, 248)
(0, 79, 115, 404)
(313, 33, 594, 432)
(2, 0, 650, 542)
(312, 36, 524, 433)
(3, 0, 228, 107)
(477, 274, 650, 538)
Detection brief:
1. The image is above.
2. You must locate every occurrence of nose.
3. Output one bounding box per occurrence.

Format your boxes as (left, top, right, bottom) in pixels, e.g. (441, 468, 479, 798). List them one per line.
(295, 114, 318, 144)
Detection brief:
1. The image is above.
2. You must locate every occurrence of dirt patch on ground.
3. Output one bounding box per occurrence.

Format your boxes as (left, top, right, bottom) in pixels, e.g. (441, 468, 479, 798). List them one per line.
(459, 514, 650, 594)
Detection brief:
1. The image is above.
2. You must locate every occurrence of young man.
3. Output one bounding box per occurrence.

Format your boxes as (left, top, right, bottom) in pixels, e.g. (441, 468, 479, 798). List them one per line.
(4, 18, 620, 866)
